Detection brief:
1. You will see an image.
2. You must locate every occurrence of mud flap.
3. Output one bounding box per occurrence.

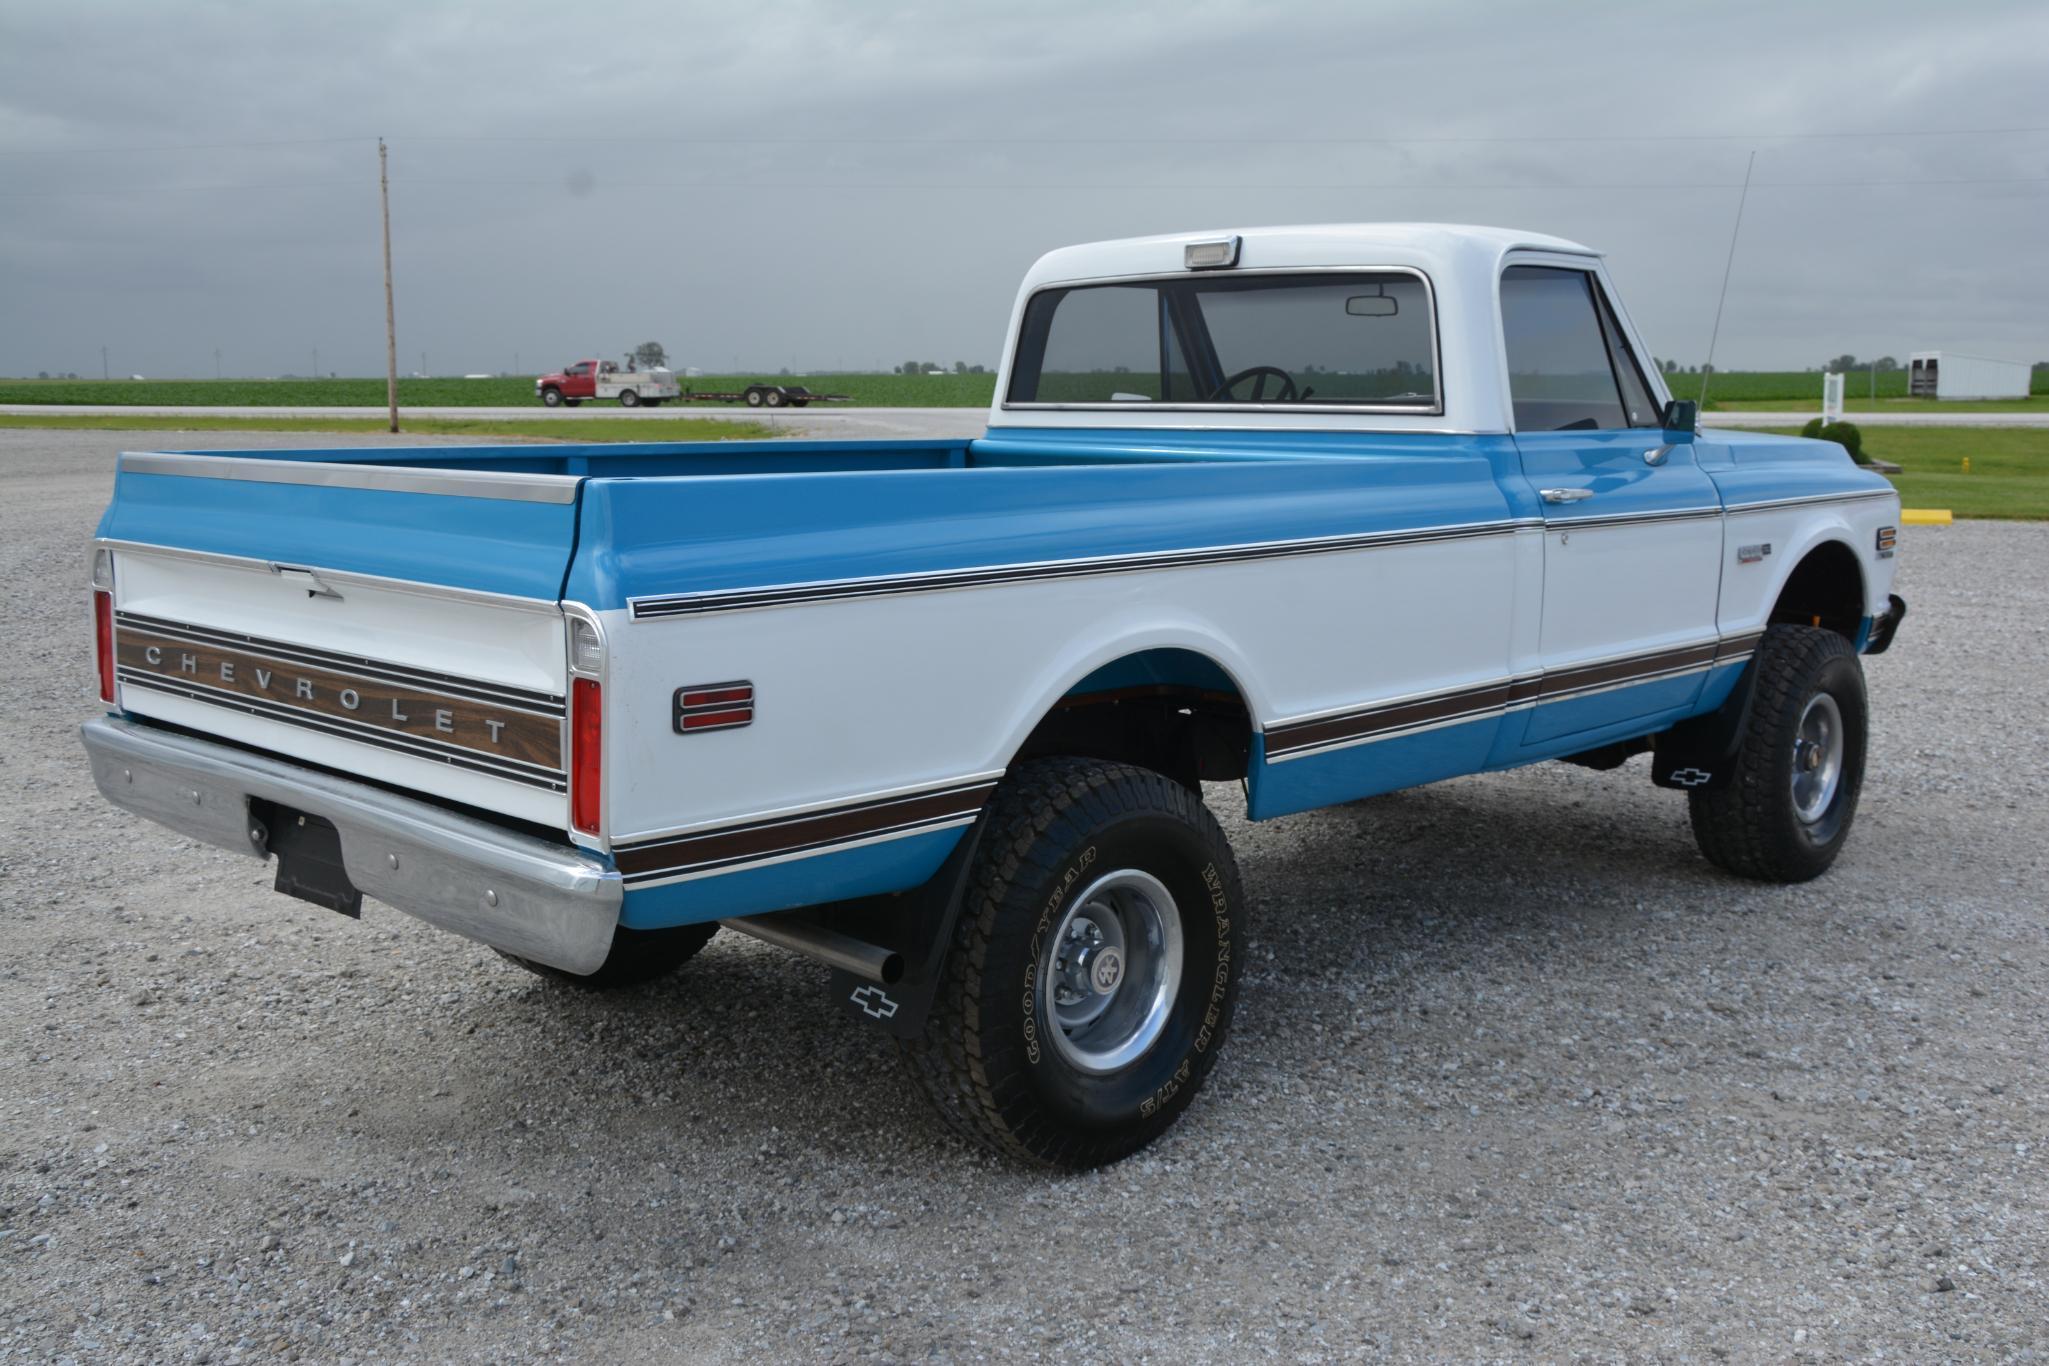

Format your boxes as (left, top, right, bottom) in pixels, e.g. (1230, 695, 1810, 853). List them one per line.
(1652, 658, 1757, 793)
(825, 820, 987, 1039)
(257, 802, 364, 917)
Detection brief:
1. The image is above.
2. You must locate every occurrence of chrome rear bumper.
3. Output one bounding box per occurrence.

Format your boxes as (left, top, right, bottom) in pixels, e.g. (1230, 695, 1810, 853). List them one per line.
(80, 716, 621, 973)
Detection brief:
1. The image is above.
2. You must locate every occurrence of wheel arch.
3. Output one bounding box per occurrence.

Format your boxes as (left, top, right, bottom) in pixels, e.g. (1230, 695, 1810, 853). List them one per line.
(1003, 641, 1261, 792)
(1767, 536, 1867, 643)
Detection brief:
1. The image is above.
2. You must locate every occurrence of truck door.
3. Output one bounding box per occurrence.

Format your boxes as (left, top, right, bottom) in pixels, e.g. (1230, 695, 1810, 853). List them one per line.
(1502, 262, 1725, 748)
(563, 361, 595, 398)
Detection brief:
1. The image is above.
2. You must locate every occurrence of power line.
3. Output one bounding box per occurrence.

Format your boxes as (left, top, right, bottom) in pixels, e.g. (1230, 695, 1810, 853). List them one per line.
(1, 126, 2044, 158)
(395, 126, 2049, 146)
(0, 136, 374, 157)
(5, 175, 2045, 201)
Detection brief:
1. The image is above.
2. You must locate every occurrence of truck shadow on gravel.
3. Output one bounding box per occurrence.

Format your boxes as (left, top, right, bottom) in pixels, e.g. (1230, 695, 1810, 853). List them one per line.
(463, 762, 1832, 1165)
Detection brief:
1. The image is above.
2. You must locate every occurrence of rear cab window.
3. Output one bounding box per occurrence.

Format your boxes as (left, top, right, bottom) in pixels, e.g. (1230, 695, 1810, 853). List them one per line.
(1007, 271, 1439, 411)
(1500, 265, 1661, 430)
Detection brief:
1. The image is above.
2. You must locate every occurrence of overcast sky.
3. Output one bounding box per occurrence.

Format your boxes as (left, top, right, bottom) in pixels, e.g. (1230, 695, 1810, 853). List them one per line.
(2, 0, 2044, 379)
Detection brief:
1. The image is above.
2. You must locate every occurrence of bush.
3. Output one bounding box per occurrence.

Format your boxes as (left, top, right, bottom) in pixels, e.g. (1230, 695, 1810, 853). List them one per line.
(1801, 417, 1867, 464)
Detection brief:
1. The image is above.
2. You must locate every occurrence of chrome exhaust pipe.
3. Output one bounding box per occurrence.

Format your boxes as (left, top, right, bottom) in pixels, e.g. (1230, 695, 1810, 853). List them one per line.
(719, 913, 903, 984)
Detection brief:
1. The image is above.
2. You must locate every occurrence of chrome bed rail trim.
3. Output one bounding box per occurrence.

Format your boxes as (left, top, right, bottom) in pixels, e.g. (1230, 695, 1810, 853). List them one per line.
(80, 716, 619, 973)
(118, 451, 582, 505)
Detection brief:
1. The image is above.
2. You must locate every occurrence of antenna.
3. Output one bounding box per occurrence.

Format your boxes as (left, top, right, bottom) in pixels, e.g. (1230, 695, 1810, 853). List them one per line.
(1698, 149, 1757, 407)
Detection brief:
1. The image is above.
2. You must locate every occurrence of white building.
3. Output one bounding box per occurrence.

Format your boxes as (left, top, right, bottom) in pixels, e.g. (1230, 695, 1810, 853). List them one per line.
(1907, 351, 2032, 400)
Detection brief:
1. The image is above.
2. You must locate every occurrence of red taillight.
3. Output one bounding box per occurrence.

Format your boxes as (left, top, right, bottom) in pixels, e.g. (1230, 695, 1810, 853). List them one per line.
(570, 676, 602, 834)
(93, 589, 115, 703)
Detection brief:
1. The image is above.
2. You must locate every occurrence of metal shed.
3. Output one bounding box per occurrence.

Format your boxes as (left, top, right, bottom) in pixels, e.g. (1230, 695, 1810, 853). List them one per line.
(1907, 351, 2031, 400)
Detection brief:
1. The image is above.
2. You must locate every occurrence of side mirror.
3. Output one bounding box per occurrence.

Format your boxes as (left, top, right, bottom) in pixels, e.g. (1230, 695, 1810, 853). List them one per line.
(1661, 398, 1699, 433)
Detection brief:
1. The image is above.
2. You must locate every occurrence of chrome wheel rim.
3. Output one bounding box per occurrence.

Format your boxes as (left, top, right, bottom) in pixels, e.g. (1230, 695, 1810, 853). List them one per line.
(1041, 869, 1183, 1075)
(1791, 692, 1845, 823)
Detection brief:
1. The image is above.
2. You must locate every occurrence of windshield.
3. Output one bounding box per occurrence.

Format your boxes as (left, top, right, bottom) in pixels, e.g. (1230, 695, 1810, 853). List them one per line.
(1006, 271, 1437, 409)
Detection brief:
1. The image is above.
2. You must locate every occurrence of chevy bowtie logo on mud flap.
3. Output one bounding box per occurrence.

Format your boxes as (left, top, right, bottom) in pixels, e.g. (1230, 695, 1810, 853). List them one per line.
(849, 985, 900, 1020)
(1668, 767, 1713, 787)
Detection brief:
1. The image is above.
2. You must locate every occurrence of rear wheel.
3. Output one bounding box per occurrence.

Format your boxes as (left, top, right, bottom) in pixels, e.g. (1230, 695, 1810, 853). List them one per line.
(900, 758, 1244, 1169)
(497, 922, 717, 989)
(1689, 625, 1868, 882)
(744, 386, 766, 407)
(643, 397, 664, 407)
(763, 387, 786, 408)
(618, 389, 640, 407)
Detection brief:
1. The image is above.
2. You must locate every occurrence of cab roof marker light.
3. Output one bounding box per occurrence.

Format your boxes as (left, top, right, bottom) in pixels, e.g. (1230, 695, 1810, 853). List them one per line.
(1184, 236, 1241, 270)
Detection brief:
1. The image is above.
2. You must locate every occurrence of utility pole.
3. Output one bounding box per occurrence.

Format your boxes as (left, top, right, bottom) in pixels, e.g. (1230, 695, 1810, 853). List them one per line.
(214, 348, 222, 380)
(379, 137, 399, 433)
(313, 347, 320, 378)
(101, 345, 108, 381)
(420, 350, 427, 378)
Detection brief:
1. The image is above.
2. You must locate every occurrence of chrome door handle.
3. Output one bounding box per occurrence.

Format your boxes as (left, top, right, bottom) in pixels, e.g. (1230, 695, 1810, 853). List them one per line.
(1539, 488, 1594, 504)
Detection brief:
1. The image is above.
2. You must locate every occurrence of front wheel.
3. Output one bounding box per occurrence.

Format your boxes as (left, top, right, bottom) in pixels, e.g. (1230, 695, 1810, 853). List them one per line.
(1689, 625, 1868, 882)
(900, 758, 1245, 1169)
(540, 387, 563, 407)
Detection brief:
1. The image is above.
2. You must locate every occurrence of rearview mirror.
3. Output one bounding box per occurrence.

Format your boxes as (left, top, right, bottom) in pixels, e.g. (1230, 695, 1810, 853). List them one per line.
(1661, 398, 1699, 433)
(1345, 294, 1398, 317)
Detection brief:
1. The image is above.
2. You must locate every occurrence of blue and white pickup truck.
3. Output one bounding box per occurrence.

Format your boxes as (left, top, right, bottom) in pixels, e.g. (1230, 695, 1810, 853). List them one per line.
(83, 224, 1906, 1167)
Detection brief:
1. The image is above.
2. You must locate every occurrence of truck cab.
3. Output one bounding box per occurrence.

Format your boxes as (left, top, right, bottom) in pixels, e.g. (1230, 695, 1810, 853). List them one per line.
(537, 359, 601, 405)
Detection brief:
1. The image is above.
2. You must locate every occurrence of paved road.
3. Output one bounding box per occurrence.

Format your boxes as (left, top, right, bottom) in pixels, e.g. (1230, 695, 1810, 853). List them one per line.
(1702, 410, 2049, 429)
(4, 429, 2044, 1360)
(7, 404, 2048, 436)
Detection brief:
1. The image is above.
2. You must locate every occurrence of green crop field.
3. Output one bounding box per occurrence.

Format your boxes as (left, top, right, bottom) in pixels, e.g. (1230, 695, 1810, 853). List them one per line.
(1681, 370, 2047, 408)
(3, 369, 2039, 413)
(0, 372, 1001, 409)
(1747, 425, 2049, 521)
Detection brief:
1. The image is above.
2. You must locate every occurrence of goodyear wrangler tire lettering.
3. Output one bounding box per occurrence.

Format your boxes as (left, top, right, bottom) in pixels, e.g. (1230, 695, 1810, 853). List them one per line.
(898, 758, 1246, 1170)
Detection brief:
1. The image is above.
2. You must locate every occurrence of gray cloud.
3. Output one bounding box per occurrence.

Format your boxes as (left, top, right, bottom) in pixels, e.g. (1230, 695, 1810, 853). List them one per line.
(3, 0, 2044, 379)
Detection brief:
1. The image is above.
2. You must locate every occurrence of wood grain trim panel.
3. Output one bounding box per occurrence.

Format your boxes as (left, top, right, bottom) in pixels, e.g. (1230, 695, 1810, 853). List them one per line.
(115, 626, 563, 772)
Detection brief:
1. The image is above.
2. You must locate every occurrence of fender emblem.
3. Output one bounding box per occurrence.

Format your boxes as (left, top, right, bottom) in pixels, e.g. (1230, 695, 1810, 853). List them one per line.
(1668, 767, 1713, 787)
(849, 985, 900, 1020)
(1736, 543, 1771, 564)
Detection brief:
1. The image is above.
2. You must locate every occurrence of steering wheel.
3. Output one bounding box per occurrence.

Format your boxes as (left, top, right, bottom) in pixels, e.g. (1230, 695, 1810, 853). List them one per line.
(1207, 365, 1299, 402)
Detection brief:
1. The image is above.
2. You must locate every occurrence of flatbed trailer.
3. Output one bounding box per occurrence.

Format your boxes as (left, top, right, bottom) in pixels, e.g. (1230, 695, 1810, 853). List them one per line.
(675, 384, 851, 409)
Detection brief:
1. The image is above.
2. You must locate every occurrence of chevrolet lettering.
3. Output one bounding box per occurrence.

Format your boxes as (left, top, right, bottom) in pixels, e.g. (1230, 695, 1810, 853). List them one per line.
(81, 224, 1906, 1169)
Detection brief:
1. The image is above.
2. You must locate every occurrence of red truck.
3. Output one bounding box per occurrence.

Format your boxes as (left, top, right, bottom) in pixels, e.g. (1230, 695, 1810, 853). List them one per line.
(535, 360, 680, 408)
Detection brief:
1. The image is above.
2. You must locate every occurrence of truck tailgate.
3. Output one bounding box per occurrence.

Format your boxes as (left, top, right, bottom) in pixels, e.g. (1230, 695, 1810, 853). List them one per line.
(97, 451, 582, 827)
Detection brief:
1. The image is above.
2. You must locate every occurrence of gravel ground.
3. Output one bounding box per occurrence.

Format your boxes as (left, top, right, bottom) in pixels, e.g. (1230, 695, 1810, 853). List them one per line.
(2, 429, 2044, 1362)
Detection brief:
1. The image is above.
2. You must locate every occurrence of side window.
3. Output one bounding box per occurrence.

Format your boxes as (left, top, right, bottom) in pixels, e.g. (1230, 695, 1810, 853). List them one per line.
(1009, 285, 1165, 403)
(1501, 266, 1643, 431)
(1593, 288, 1660, 427)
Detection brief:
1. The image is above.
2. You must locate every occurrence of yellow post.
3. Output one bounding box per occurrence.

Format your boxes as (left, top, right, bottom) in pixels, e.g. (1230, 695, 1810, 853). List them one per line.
(1962, 456, 1971, 474)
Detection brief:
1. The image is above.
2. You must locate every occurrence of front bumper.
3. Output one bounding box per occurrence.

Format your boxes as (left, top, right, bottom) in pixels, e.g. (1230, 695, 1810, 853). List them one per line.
(1865, 593, 1908, 655)
(80, 716, 621, 973)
